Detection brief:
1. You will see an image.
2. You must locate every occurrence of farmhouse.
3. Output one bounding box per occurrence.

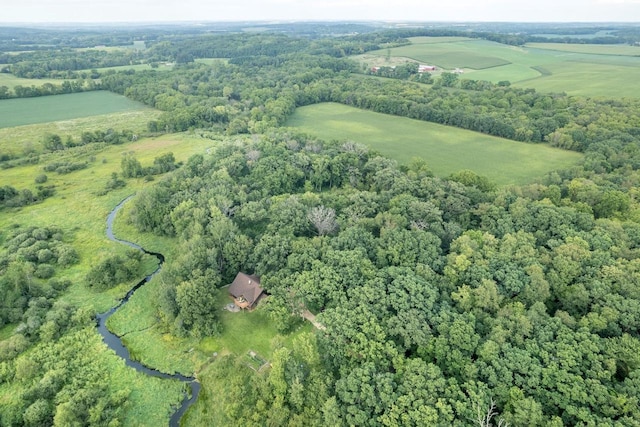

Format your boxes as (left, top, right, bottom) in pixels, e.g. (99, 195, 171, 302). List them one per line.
(418, 64, 437, 72)
(229, 272, 265, 310)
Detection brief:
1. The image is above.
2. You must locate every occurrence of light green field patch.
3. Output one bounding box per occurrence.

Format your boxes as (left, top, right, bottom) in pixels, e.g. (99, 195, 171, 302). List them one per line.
(0, 91, 151, 128)
(356, 37, 640, 97)
(198, 291, 313, 358)
(408, 36, 474, 44)
(0, 73, 67, 90)
(371, 40, 511, 69)
(0, 109, 161, 156)
(527, 43, 640, 56)
(286, 103, 582, 186)
(90, 63, 174, 73)
(514, 61, 640, 97)
(194, 58, 230, 65)
(464, 63, 542, 82)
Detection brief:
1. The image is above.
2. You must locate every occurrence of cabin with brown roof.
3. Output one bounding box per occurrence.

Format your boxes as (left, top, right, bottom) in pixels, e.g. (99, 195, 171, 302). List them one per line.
(229, 273, 265, 310)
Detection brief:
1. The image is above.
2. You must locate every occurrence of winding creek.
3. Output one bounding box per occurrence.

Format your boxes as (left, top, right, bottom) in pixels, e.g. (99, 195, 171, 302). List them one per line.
(96, 196, 201, 427)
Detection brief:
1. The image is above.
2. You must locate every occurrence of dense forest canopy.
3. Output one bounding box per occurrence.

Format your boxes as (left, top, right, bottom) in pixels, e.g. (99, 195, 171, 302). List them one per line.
(1, 21, 640, 426)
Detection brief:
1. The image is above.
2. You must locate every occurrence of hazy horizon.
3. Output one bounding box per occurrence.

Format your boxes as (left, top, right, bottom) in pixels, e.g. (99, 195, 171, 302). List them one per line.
(2, 0, 640, 24)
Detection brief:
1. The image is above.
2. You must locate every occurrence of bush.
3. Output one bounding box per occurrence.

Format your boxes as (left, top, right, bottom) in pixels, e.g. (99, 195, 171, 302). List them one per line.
(43, 161, 88, 174)
(34, 264, 55, 279)
(34, 174, 48, 184)
(85, 250, 142, 290)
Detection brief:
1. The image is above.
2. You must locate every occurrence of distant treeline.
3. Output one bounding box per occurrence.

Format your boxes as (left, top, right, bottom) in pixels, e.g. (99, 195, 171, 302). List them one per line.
(0, 79, 95, 99)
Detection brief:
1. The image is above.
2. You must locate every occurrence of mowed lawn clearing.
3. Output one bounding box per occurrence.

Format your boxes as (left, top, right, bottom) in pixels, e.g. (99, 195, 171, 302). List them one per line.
(286, 103, 582, 186)
(0, 90, 152, 128)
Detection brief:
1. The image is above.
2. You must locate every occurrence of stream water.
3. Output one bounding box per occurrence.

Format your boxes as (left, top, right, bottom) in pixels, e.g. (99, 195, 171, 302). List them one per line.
(96, 196, 201, 427)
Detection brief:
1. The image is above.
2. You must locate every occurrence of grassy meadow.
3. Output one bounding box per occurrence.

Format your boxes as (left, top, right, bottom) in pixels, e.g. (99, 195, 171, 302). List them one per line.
(286, 103, 582, 186)
(0, 132, 213, 312)
(0, 73, 66, 89)
(0, 91, 152, 128)
(88, 63, 174, 73)
(355, 37, 640, 97)
(0, 109, 161, 156)
(0, 113, 215, 424)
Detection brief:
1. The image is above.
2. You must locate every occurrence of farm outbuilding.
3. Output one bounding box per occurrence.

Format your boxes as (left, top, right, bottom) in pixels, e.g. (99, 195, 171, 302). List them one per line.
(418, 65, 437, 72)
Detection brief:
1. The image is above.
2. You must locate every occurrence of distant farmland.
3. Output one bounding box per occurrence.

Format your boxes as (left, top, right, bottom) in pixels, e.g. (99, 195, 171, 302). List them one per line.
(355, 38, 640, 98)
(0, 91, 152, 128)
(286, 103, 582, 186)
(0, 73, 67, 91)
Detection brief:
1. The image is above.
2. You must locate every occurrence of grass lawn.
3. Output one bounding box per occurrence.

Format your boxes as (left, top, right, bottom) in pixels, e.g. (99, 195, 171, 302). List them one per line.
(0, 91, 152, 128)
(286, 103, 582, 186)
(199, 291, 313, 358)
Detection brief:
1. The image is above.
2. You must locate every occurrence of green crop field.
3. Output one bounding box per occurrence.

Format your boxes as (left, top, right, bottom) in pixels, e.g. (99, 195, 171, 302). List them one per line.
(0, 91, 152, 128)
(513, 60, 640, 97)
(286, 103, 582, 186)
(527, 42, 640, 56)
(367, 39, 511, 69)
(404, 36, 474, 44)
(355, 38, 640, 97)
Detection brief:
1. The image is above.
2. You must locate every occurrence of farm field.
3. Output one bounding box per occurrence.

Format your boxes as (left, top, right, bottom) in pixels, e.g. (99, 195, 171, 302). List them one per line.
(527, 42, 640, 56)
(512, 60, 640, 97)
(357, 38, 640, 97)
(0, 91, 153, 128)
(0, 73, 67, 91)
(286, 103, 582, 185)
(0, 109, 161, 156)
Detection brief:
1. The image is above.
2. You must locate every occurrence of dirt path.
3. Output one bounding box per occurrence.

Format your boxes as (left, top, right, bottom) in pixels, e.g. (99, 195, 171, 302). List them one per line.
(301, 309, 326, 330)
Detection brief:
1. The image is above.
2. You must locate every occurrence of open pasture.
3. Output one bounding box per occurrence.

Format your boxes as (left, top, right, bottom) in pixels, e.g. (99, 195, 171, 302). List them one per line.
(0, 109, 161, 156)
(286, 103, 582, 186)
(0, 72, 67, 91)
(358, 38, 640, 97)
(0, 90, 152, 128)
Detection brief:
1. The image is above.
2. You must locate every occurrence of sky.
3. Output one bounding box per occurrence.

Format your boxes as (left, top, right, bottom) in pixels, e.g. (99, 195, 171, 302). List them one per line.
(1, 0, 639, 23)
